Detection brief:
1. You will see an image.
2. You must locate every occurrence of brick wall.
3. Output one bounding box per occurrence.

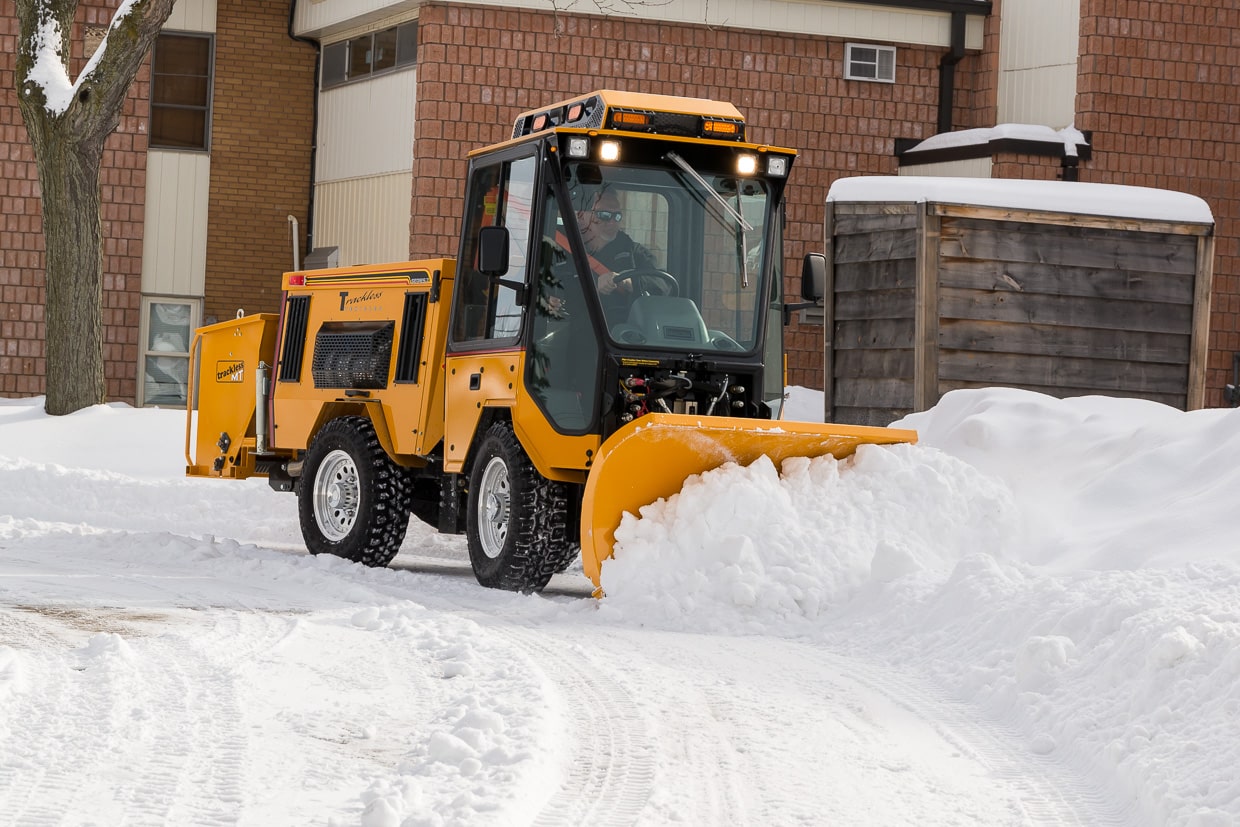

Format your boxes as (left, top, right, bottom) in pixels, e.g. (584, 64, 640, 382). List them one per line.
(410, 2, 983, 391)
(0, 1, 148, 402)
(203, 0, 317, 326)
(1076, 0, 1240, 407)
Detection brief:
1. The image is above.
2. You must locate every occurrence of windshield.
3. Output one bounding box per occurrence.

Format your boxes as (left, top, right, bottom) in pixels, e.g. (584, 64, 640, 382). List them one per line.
(561, 158, 774, 353)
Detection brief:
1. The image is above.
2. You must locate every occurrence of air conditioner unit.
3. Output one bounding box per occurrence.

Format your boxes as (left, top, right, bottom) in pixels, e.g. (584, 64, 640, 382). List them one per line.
(845, 43, 896, 83)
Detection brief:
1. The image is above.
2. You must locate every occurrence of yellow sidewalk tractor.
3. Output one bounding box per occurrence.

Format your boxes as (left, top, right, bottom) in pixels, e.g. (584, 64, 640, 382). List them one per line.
(185, 90, 915, 593)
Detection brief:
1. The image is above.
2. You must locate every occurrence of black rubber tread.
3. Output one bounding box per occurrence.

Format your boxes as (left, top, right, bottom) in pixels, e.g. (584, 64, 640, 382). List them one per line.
(297, 416, 412, 567)
(466, 422, 575, 592)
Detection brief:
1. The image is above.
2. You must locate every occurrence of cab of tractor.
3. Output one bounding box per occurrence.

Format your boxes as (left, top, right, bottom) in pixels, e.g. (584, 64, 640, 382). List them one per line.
(451, 91, 799, 451)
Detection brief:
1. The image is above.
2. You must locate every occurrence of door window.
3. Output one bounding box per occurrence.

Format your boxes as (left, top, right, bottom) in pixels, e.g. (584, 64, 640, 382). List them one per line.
(452, 154, 537, 344)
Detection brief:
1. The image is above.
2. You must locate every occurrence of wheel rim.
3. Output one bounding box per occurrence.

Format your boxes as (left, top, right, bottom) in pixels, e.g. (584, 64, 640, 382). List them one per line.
(477, 456, 510, 559)
(314, 449, 360, 541)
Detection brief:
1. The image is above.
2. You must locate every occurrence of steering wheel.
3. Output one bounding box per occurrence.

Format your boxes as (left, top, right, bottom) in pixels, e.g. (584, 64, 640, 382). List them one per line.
(614, 268, 679, 297)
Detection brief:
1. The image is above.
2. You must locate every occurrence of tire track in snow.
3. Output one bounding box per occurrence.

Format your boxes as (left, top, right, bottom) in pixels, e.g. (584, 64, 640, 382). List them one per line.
(0, 606, 299, 826)
(828, 652, 1141, 827)
(496, 627, 660, 827)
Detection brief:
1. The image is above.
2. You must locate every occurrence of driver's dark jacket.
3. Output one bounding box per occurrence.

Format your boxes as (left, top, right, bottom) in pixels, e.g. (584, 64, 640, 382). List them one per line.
(593, 231, 657, 272)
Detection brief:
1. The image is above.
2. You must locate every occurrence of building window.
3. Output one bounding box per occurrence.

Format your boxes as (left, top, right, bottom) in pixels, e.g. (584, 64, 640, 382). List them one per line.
(845, 43, 896, 83)
(139, 297, 199, 407)
(150, 33, 214, 150)
(321, 21, 418, 90)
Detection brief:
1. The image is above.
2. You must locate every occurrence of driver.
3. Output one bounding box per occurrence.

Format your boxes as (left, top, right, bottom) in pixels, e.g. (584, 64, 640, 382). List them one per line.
(575, 187, 658, 298)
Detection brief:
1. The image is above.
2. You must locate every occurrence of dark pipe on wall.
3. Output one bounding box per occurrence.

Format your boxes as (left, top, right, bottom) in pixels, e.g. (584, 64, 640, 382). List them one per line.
(937, 11, 967, 134)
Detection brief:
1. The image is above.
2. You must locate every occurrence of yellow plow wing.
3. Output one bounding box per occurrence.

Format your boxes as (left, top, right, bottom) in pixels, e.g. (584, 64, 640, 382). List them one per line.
(579, 413, 917, 590)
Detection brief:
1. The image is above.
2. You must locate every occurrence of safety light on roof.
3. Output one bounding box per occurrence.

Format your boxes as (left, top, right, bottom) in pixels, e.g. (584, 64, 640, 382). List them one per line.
(567, 136, 590, 158)
(599, 140, 621, 162)
(288, 274, 306, 286)
(766, 155, 789, 177)
(567, 103, 584, 122)
(737, 154, 758, 176)
(613, 111, 650, 127)
(704, 120, 739, 136)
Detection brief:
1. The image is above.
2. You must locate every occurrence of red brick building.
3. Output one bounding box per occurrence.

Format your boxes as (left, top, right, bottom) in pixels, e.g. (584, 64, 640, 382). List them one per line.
(1, 0, 1237, 407)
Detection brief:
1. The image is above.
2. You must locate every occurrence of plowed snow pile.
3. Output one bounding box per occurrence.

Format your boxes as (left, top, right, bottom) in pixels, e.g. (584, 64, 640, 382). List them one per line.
(596, 388, 1240, 825)
(600, 443, 1018, 631)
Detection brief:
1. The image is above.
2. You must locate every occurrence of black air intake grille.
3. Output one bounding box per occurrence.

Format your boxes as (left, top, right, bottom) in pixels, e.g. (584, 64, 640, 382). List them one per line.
(311, 321, 394, 389)
(394, 292, 428, 384)
(278, 296, 311, 382)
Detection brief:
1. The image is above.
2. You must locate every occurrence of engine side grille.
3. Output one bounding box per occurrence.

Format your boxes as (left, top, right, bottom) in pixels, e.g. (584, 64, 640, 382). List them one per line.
(278, 295, 310, 382)
(311, 321, 394, 390)
(394, 292, 428, 384)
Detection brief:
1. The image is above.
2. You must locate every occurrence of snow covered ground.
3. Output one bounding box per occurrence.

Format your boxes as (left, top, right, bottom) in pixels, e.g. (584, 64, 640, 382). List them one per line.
(2, 387, 1238, 826)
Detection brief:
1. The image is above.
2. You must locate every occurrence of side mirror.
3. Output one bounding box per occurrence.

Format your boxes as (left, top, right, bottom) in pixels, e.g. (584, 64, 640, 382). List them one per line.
(801, 253, 826, 301)
(783, 252, 826, 325)
(478, 225, 509, 276)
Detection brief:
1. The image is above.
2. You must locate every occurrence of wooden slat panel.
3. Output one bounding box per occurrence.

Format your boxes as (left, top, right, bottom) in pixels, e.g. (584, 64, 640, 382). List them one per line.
(915, 208, 940, 412)
(938, 350, 1188, 396)
(833, 229, 918, 264)
(940, 318, 1190, 364)
(831, 406, 913, 427)
(834, 288, 916, 320)
(833, 377, 915, 409)
(833, 259, 917, 292)
(938, 259, 1195, 305)
(939, 287, 1192, 335)
(938, 378, 1185, 409)
(832, 211, 919, 236)
(931, 203, 1213, 237)
(833, 348, 916, 379)
(823, 200, 836, 420)
(834, 319, 916, 349)
(1188, 234, 1215, 409)
(939, 218, 1200, 275)
(830, 202, 919, 218)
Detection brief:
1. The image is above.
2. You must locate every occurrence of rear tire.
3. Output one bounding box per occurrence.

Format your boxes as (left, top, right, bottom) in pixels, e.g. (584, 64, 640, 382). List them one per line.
(298, 416, 412, 567)
(467, 422, 576, 592)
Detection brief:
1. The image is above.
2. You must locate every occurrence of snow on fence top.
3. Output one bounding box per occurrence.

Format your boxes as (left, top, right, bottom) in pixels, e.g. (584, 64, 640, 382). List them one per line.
(827, 176, 1215, 226)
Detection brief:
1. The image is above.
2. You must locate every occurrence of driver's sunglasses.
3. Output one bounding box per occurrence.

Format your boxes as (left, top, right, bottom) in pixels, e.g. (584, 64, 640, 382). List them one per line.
(593, 210, 623, 223)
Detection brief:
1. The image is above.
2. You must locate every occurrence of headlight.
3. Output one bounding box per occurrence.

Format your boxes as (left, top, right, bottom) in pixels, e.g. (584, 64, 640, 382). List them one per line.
(599, 140, 621, 162)
(766, 155, 789, 177)
(566, 136, 589, 158)
(737, 154, 757, 175)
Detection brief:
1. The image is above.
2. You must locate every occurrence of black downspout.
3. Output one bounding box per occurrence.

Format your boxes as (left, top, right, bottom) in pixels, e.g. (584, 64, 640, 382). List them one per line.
(287, 0, 320, 262)
(937, 11, 967, 134)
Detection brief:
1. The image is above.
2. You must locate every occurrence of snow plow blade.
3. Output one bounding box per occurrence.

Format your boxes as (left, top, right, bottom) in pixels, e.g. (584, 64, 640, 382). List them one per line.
(579, 413, 918, 591)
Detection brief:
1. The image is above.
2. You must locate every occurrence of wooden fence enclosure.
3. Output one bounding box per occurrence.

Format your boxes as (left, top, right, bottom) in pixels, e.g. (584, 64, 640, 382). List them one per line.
(821, 178, 1216, 426)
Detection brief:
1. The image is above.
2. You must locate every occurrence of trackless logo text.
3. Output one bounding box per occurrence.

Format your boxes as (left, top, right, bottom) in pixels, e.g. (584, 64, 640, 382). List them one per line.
(216, 360, 244, 382)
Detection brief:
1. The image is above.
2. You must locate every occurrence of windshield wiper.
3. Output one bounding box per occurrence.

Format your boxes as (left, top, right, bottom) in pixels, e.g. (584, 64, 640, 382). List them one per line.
(665, 152, 753, 232)
(665, 151, 754, 286)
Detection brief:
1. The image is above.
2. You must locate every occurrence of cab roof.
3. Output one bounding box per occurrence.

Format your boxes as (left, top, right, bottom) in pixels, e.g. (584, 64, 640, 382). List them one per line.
(511, 90, 747, 142)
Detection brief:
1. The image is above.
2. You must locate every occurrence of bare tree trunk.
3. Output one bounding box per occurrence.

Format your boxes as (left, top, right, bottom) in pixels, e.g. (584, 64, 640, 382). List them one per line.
(35, 134, 107, 414)
(16, 0, 177, 415)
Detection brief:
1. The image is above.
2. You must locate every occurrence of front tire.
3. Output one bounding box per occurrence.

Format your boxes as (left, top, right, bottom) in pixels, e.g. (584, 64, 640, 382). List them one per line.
(298, 416, 412, 567)
(467, 422, 577, 592)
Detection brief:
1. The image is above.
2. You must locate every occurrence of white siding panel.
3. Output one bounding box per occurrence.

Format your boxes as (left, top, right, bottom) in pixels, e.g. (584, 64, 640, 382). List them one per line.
(899, 157, 992, 178)
(998, 0, 1079, 127)
(164, 0, 216, 33)
(295, 0, 419, 39)
(998, 65, 1079, 128)
(317, 70, 417, 183)
(312, 173, 414, 267)
(295, 0, 984, 49)
(142, 151, 211, 297)
(999, 0, 1080, 70)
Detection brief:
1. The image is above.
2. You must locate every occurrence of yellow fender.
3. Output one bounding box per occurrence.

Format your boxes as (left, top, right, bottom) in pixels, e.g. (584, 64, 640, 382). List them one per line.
(579, 413, 918, 591)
